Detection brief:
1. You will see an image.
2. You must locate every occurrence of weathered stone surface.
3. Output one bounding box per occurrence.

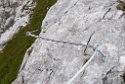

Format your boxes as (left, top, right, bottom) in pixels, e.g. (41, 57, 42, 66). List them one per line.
(0, 0, 35, 51)
(13, 0, 125, 84)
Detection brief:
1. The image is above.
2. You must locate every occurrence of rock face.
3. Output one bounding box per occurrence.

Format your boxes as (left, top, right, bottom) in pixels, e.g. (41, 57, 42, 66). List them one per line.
(0, 0, 35, 51)
(13, 0, 125, 84)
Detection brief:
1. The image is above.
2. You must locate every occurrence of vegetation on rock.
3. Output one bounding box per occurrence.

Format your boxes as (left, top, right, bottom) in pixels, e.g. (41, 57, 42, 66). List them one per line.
(117, 0, 125, 15)
(0, 0, 57, 84)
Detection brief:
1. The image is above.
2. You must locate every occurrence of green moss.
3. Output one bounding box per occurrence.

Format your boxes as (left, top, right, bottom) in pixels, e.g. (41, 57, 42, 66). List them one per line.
(117, 2, 125, 15)
(0, 0, 57, 84)
(123, 11, 125, 15)
(84, 58, 90, 64)
(83, 51, 87, 56)
(117, 3, 125, 10)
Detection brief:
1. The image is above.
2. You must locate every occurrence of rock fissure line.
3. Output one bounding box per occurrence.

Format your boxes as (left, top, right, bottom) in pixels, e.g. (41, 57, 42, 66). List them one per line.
(102, 65, 118, 82)
(102, 8, 111, 19)
(83, 31, 95, 56)
(46, 70, 54, 84)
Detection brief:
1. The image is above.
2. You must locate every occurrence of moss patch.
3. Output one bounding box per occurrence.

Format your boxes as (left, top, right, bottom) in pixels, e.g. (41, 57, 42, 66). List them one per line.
(0, 0, 57, 84)
(84, 58, 90, 64)
(117, 2, 125, 15)
(117, 3, 125, 10)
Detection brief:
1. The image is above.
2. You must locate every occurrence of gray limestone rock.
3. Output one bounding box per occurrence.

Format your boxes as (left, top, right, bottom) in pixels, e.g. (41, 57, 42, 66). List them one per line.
(0, 0, 35, 51)
(13, 0, 125, 84)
